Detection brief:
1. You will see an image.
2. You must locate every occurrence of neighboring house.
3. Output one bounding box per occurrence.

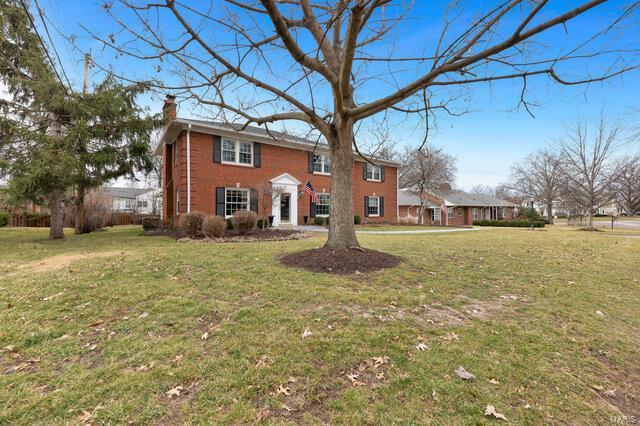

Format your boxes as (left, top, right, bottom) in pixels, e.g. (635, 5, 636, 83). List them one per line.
(399, 188, 517, 226)
(157, 96, 399, 226)
(104, 187, 155, 214)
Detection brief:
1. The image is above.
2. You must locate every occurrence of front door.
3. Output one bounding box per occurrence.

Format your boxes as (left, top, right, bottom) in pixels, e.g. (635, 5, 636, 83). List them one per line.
(280, 193, 291, 222)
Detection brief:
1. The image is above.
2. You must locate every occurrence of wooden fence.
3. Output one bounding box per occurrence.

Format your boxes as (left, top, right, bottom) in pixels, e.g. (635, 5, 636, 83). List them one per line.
(10, 214, 50, 228)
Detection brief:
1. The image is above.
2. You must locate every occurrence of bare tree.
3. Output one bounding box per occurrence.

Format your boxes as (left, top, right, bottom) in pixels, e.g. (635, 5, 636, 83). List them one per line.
(469, 185, 494, 195)
(92, 1, 640, 248)
(510, 149, 562, 223)
(612, 153, 640, 215)
(257, 181, 286, 224)
(400, 146, 456, 224)
(556, 113, 623, 228)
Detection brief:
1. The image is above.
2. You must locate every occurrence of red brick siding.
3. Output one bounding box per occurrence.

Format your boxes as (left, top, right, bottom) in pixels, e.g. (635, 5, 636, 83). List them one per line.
(163, 130, 397, 224)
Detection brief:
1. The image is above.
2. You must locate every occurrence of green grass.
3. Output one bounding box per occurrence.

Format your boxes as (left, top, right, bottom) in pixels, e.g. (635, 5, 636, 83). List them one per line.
(354, 225, 452, 231)
(1, 226, 639, 424)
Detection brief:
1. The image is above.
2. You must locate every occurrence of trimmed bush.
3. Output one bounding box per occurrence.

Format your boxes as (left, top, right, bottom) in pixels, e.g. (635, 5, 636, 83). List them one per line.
(353, 214, 361, 225)
(473, 219, 545, 228)
(226, 218, 234, 230)
(142, 217, 162, 230)
(257, 218, 267, 229)
(203, 215, 226, 238)
(232, 210, 258, 234)
(313, 216, 325, 226)
(0, 211, 9, 227)
(178, 211, 206, 237)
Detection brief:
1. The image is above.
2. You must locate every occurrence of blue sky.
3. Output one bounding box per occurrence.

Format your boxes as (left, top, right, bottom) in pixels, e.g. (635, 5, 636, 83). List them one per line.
(33, 0, 640, 189)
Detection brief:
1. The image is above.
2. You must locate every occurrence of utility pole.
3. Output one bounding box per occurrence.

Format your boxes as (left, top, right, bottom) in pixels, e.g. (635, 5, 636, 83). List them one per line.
(74, 52, 91, 234)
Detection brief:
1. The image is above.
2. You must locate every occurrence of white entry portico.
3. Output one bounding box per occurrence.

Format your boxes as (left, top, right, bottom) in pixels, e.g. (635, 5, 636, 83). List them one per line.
(270, 173, 301, 226)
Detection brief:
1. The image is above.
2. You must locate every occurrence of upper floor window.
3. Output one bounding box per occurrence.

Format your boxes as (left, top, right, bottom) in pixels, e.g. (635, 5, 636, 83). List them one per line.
(365, 163, 382, 181)
(312, 154, 331, 174)
(316, 193, 330, 216)
(222, 138, 253, 165)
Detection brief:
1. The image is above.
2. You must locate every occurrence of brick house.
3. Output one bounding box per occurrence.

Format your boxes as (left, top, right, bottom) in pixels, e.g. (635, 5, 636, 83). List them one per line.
(157, 96, 399, 225)
(398, 188, 517, 226)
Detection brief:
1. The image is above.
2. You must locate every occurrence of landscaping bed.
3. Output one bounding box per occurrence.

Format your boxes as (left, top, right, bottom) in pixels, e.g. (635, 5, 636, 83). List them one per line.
(145, 227, 310, 242)
(279, 246, 402, 274)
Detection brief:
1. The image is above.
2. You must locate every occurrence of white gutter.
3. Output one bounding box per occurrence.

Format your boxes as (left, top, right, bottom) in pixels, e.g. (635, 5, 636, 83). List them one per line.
(186, 123, 192, 213)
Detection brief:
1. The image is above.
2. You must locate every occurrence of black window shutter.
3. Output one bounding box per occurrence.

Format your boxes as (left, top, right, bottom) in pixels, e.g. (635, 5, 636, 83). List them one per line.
(380, 166, 385, 182)
(310, 198, 316, 218)
(253, 142, 261, 167)
(379, 197, 385, 217)
(213, 135, 221, 163)
(216, 187, 225, 216)
(364, 196, 369, 217)
(308, 152, 314, 173)
(363, 162, 367, 180)
(250, 189, 258, 213)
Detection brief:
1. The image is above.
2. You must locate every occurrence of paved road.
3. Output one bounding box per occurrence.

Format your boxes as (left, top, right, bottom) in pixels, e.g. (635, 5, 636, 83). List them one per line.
(592, 219, 640, 230)
(286, 225, 480, 235)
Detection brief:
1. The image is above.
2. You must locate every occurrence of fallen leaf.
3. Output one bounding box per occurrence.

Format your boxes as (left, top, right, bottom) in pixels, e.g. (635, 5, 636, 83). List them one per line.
(595, 310, 604, 317)
(455, 366, 476, 381)
(255, 355, 271, 368)
(138, 312, 149, 319)
(484, 405, 507, 421)
(489, 378, 500, 385)
(590, 384, 604, 391)
(173, 354, 184, 364)
(376, 372, 385, 380)
(301, 329, 312, 339)
(276, 384, 291, 396)
(415, 343, 428, 351)
(282, 404, 292, 412)
(201, 331, 209, 340)
(372, 356, 389, 368)
(287, 376, 298, 383)
(441, 332, 459, 341)
(166, 386, 184, 399)
(432, 389, 438, 401)
(88, 320, 104, 328)
(604, 389, 616, 398)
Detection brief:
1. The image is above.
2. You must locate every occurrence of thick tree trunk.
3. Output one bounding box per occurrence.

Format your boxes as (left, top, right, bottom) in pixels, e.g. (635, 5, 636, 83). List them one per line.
(418, 202, 425, 225)
(74, 186, 85, 234)
(546, 202, 554, 225)
(587, 210, 594, 228)
(325, 119, 359, 249)
(49, 188, 65, 239)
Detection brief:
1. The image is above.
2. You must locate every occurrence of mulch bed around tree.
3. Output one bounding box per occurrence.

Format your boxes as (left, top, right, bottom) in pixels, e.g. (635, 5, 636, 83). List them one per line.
(279, 247, 402, 275)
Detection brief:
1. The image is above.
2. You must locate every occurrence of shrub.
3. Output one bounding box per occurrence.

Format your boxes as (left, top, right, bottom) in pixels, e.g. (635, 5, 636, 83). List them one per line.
(0, 211, 9, 227)
(231, 210, 258, 234)
(518, 208, 542, 221)
(353, 214, 361, 225)
(203, 215, 226, 238)
(325, 216, 330, 226)
(257, 218, 267, 229)
(142, 217, 162, 230)
(313, 216, 325, 226)
(82, 190, 113, 233)
(226, 218, 234, 230)
(473, 219, 545, 228)
(178, 211, 206, 237)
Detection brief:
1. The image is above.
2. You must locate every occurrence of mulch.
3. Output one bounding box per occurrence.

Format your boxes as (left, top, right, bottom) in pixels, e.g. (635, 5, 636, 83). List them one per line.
(279, 247, 402, 275)
(144, 228, 309, 242)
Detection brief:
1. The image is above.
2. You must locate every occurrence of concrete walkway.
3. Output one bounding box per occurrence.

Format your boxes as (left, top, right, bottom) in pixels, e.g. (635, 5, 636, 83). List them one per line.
(282, 225, 479, 235)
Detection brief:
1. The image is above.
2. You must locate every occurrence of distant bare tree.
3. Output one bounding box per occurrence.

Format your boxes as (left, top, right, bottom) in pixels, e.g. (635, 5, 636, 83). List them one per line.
(400, 146, 456, 224)
(93, 1, 640, 248)
(510, 149, 562, 224)
(469, 185, 494, 195)
(557, 114, 623, 228)
(612, 153, 640, 215)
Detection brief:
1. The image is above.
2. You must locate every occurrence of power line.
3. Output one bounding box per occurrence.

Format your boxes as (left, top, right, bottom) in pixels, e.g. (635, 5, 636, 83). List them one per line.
(32, 0, 73, 89)
(18, 0, 71, 93)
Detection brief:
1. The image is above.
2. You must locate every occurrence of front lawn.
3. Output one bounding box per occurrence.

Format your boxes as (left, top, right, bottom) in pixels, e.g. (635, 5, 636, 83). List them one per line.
(1, 226, 639, 423)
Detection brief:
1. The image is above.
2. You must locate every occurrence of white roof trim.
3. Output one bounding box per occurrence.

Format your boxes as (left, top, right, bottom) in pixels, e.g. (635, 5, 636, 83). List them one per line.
(270, 172, 301, 185)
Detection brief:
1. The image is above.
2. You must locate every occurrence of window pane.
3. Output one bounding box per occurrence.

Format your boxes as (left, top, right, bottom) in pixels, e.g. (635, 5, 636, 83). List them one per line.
(239, 141, 252, 164)
(222, 140, 236, 162)
(225, 189, 249, 216)
(312, 155, 323, 173)
(367, 197, 379, 216)
(317, 193, 330, 216)
(323, 155, 331, 173)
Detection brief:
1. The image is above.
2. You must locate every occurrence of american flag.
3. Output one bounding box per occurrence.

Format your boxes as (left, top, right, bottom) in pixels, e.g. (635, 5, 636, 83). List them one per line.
(303, 180, 319, 204)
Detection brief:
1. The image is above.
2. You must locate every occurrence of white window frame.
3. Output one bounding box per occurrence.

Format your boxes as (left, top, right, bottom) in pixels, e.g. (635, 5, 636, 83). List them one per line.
(472, 208, 479, 220)
(365, 163, 382, 181)
(498, 207, 507, 219)
(224, 188, 251, 218)
(447, 207, 454, 219)
(312, 154, 331, 175)
(221, 138, 253, 166)
(175, 189, 179, 215)
(367, 196, 380, 217)
(316, 193, 330, 216)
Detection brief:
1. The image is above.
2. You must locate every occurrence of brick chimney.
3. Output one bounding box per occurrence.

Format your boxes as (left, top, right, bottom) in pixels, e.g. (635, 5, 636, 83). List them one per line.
(162, 94, 177, 125)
